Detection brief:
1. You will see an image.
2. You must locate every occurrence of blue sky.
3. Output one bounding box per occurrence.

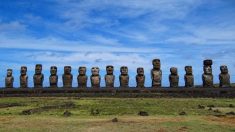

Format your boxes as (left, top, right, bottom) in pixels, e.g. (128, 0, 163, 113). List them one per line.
(0, 0, 235, 87)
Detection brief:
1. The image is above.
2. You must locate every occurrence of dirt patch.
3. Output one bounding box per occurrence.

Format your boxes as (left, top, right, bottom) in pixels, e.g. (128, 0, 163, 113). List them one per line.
(205, 116, 235, 127)
(177, 126, 189, 132)
(21, 102, 76, 115)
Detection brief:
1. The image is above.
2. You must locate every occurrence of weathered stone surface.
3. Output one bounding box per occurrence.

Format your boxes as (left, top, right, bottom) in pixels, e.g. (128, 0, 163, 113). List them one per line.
(119, 66, 129, 88)
(138, 111, 149, 116)
(202, 59, 213, 87)
(136, 67, 145, 88)
(184, 66, 194, 88)
(20, 66, 28, 88)
(5, 69, 14, 88)
(151, 59, 162, 88)
(169, 67, 179, 87)
(33, 64, 44, 88)
(49, 66, 58, 88)
(77, 66, 88, 88)
(219, 65, 230, 88)
(63, 66, 73, 88)
(105, 65, 115, 88)
(90, 67, 101, 88)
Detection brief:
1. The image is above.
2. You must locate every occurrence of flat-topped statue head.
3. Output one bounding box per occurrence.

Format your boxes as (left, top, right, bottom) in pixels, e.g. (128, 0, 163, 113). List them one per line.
(137, 67, 144, 75)
(170, 67, 178, 75)
(21, 66, 27, 75)
(50, 66, 57, 75)
(91, 67, 99, 76)
(106, 65, 114, 75)
(120, 66, 128, 75)
(64, 66, 72, 74)
(152, 59, 161, 70)
(79, 66, 86, 75)
(35, 64, 42, 75)
(220, 65, 228, 74)
(185, 66, 192, 75)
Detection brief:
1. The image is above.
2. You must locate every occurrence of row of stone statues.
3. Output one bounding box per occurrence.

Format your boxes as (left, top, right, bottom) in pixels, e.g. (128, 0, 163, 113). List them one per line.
(4, 59, 231, 88)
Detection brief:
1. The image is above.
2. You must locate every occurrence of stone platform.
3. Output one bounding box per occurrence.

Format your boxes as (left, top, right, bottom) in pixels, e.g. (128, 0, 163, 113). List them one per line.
(0, 87, 235, 98)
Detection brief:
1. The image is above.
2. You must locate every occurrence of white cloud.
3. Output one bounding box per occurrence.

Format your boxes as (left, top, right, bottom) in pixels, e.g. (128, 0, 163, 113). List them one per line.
(0, 21, 26, 33)
(166, 25, 235, 45)
(0, 35, 160, 53)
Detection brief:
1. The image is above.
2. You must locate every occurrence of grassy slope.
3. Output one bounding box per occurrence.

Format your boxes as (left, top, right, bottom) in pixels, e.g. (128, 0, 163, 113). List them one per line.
(0, 97, 234, 132)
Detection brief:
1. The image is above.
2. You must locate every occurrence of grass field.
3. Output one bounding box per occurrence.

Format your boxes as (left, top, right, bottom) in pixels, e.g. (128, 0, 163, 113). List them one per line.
(0, 97, 235, 132)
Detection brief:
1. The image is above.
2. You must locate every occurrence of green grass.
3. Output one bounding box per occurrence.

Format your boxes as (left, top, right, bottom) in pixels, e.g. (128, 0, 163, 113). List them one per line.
(0, 97, 235, 132)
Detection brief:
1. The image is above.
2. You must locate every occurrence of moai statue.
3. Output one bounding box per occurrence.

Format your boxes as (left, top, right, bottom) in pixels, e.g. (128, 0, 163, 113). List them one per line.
(90, 67, 101, 88)
(105, 65, 115, 88)
(119, 66, 129, 88)
(63, 66, 73, 88)
(33, 64, 44, 88)
(202, 59, 213, 87)
(219, 65, 230, 88)
(49, 66, 58, 88)
(5, 69, 14, 88)
(136, 67, 145, 88)
(151, 59, 162, 88)
(20, 66, 28, 88)
(184, 66, 194, 88)
(169, 67, 179, 88)
(77, 66, 88, 88)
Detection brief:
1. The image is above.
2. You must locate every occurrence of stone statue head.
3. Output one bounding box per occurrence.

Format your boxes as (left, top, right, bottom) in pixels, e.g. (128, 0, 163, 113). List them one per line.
(204, 66, 212, 75)
(50, 66, 57, 75)
(137, 67, 144, 75)
(185, 66, 192, 75)
(35, 64, 42, 75)
(64, 66, 72, 74)
(106, 65, 114, 75)
(91, 67, 99, 76)
(170, 67, 178, 75)
(220, 65, 228, 74)
(7, 69, 12, 77)
(21, 66, 27, 75)
(120, 66, 128, 75)
(152, 59, 161, 70)
(79, 66, 86, 75)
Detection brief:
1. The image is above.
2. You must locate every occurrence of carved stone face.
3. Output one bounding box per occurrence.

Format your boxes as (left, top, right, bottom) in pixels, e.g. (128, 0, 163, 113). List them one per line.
(170, 67, 178, 75)
(152, 59, 161, 70)
(137, 67, 144, 75)
(7, 69, 12, 77)
(106, 65, 114, 75)
(21, 66, 27, 75)
(204, 66, 212, 75)
(50, 66, 57, 75)
(220, 65, 228, 74)
(64, 66, 71, 74)
(120, 66, 128, 75)
(91, 67, 99, 76)
(185, 66, 192, 75)
(35, 64, 42, 75)
(79, 67, 86, 75)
